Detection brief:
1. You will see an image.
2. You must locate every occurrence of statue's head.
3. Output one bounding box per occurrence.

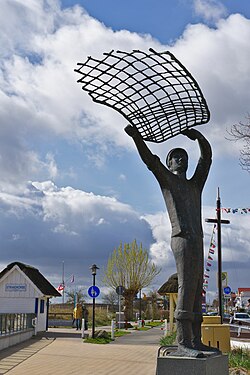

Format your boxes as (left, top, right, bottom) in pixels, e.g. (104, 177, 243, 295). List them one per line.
(166, 148, 188, 174)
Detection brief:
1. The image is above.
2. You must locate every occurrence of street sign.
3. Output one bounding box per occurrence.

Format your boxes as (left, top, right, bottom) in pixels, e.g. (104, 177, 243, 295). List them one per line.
(116, 285, 125, 295)
(223, 286, 231, 295)
(88, 285, 100, 298)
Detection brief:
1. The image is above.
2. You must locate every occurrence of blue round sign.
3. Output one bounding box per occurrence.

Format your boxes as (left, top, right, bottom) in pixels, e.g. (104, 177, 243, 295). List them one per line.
(88, 285, 100, 298)
(224, 286, 231, 295)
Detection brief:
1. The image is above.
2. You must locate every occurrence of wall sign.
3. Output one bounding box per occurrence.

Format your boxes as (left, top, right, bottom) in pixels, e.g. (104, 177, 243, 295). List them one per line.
(5, 284, 27, 292)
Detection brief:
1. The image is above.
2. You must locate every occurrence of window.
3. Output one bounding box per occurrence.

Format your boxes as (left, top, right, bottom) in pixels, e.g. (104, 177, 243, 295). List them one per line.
(40, 299, 45, 314)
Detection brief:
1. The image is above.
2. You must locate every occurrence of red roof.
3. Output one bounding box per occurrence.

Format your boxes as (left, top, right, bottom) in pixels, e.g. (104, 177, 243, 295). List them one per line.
(238, 288, 250, 293)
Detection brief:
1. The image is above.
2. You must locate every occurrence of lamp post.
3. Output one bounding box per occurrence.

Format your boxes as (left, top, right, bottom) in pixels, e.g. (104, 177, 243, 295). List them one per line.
(90, 264, 99, 338)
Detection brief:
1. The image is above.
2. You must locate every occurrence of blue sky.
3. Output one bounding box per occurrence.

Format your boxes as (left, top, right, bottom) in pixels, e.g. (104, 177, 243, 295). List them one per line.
(0, 0, 250, 304)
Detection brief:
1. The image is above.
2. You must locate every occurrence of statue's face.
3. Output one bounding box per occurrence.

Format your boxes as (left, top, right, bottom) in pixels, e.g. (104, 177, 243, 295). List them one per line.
(169, 150, 188, 174)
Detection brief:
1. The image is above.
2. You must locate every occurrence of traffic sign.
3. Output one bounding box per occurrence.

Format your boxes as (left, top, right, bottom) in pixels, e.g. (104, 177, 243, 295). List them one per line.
(116, 285, 125, 295)
(88, 285, 100, 298)
(223, 286, 231, 295)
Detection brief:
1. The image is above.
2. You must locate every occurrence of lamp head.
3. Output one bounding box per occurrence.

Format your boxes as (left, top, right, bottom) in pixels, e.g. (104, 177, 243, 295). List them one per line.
(90, 264, 99, 275)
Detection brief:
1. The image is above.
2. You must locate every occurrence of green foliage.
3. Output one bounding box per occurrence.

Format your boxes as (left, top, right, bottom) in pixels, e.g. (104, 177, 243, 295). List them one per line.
(83, 330, 130, 344)
(103, 240, 160, 290)
(146, 321, 163, 327)
(229, 348, 250, 370)
(84, 337, 112, 344)
(103, 240, 161, 320)
(134, 326, 151, 331)
(160, 331, 177, 346)
(93, 309, 113, 327)
(114, 330, 131, 337)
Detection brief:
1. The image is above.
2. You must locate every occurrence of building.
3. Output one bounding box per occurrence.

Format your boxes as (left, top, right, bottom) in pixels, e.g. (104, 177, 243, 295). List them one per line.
(0, 261, 61, 333)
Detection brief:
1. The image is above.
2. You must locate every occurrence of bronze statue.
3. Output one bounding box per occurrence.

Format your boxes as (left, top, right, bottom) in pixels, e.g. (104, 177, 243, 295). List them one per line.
(75, 48, 217, 357)
(125, 125, 220, 357)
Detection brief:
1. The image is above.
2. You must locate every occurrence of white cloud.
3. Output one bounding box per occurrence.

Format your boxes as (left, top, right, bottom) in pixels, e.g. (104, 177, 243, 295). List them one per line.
(193, 0, 227, 23)
(0, 1, 250, 293)
(1, 2, 250, 188)
(0, 181, 153, 281)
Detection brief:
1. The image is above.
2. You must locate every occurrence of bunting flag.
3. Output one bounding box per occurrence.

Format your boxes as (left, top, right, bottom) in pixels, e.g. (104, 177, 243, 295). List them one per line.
(203, 224, 217, 289)
(222, 207, 250, 214)
(70, 275, 75, 283)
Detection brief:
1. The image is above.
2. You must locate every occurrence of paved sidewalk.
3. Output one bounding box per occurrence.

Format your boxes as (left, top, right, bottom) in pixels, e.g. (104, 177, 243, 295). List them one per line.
(0, 327, 249, 375)
(0, 327, 162, 375)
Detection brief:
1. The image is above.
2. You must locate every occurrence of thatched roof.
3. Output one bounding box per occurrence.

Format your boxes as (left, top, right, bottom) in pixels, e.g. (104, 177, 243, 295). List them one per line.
(158, 273, 178, 295)
(0, 262, 61, 297)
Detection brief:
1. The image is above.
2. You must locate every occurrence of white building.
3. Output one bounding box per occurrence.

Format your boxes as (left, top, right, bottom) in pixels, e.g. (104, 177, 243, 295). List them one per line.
(0, 262, 61, 332)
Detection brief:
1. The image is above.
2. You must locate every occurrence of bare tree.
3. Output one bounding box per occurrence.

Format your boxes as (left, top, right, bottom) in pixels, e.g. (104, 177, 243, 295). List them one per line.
(103, 240, 161, 320)
(102, 290, 119, 312)
(228, 115, 250, 172)
(66, 288, 86, 305)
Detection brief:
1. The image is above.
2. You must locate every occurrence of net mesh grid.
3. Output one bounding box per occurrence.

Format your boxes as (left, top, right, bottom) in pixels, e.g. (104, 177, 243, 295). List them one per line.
(75, 48, 210, 143)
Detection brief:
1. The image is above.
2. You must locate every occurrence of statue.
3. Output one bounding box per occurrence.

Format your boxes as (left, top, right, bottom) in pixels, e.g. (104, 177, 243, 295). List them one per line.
(125, 125, 220, 357)
(75, 48, 219, 357)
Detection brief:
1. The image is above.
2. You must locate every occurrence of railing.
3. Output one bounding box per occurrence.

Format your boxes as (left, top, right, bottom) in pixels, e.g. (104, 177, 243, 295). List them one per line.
(0, 313, 35, 336)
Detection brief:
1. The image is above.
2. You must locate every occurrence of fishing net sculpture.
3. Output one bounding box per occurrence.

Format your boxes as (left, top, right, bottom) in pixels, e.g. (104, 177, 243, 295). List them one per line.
(75, 48, 210, 143)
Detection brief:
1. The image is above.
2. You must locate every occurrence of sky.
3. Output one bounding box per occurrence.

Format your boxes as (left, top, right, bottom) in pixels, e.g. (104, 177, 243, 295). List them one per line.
(0, 0, 250, 304)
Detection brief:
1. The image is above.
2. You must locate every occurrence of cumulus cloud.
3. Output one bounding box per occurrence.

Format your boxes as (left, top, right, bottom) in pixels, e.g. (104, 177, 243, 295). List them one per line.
(0, 1, 250, 295)
(1, 1, 250, 184)
(193, 0, 227, 23)
(0, 181, 153, 283)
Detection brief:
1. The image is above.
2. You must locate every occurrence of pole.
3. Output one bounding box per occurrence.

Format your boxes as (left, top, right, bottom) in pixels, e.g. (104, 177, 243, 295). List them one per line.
(205, 188, 230, 325)
(118, 294, 121, 329)
(216, 188, 223, 324)
(62, 261, 65, 304)
(92, 273, 96, 338)
(139, 289, 142, 320)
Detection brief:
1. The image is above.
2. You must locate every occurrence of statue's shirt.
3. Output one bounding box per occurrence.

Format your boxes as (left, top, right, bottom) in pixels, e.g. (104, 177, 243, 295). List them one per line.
(148, 155, 211, 238)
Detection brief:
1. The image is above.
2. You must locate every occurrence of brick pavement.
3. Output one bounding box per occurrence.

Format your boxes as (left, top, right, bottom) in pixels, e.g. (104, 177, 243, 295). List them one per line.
(0, 327, 161, 375)
(0, 327, 249, 375)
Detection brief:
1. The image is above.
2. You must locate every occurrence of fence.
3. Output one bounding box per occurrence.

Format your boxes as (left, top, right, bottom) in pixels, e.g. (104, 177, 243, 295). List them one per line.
(0, 313, 35, 336)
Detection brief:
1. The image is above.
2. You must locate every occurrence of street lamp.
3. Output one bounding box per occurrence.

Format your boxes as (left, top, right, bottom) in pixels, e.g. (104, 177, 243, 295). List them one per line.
(90, 264, 99, 338)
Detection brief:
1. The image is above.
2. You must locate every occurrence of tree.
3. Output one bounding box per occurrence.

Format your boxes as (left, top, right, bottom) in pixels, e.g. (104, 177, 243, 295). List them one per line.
(103, 240, 161, 320)
(102, 290, 119, 312)
(228, 115, 250, 172)
(66, 288, 86, 304)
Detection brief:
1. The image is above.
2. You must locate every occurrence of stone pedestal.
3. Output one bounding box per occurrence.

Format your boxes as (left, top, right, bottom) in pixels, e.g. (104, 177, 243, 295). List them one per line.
(156, 353, 229, 375)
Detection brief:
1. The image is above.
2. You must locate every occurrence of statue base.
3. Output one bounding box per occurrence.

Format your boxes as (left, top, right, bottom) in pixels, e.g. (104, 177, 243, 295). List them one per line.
(156, 346, 228, 375)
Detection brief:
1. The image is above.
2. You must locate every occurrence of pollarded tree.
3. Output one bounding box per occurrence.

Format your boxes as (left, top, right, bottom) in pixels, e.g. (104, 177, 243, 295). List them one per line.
(103, 240, 161, 320)
(228, 115, 250, 172)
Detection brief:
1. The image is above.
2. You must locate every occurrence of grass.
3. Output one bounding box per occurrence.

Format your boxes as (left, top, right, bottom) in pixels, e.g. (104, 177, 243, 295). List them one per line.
(84, 337, 113, 344)
(146, 321, 163, 327)
(114, 330, 131, 337)
(159, 331, 177, 346)
(83, 330, 131, 344)
(229, 348, 250, 371)
(133, 326, 151, 331)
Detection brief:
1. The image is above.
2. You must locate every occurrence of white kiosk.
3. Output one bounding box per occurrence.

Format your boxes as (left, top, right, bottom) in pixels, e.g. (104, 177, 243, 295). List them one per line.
(0, 262, 60, 333)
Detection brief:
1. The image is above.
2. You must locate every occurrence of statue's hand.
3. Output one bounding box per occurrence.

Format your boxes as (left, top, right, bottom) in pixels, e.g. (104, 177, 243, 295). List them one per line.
(182, 128, 202, 141)
(124, 125, 140, 138)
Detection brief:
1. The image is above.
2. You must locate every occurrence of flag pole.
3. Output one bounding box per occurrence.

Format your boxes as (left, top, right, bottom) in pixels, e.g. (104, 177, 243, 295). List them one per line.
(62, 261, 65, 304)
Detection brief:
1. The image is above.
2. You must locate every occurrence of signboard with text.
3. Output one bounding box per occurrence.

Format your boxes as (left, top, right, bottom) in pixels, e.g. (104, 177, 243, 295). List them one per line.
(5, 284, 27, 292)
